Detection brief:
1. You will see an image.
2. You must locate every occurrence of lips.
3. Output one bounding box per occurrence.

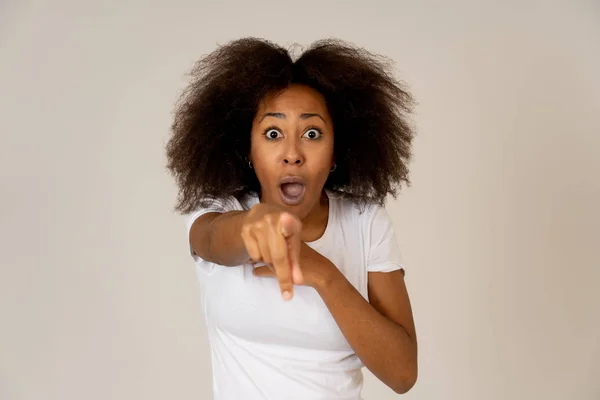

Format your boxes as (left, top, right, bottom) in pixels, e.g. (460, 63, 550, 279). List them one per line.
(278, 176, 306, 206)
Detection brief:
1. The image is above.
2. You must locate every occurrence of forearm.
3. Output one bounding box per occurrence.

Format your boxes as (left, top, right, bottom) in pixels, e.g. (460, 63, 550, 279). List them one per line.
(191, 210, 250, 266)
(315, 267, 418, 394)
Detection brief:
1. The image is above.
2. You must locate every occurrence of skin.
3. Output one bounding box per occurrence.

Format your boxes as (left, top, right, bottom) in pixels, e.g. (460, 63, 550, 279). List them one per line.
(249, 84, 334, 234)
(244, 84, 334, 296)
(189, 83, 418, 393)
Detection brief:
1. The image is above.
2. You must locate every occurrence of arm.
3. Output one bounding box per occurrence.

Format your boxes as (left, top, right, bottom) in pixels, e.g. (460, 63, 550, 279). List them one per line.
(315, 265, 418, 394)
(254, 242, 418, 393)
(190, 211, 249, 266)
(190, 204, 304, 297)
(250, 205, 417, 390)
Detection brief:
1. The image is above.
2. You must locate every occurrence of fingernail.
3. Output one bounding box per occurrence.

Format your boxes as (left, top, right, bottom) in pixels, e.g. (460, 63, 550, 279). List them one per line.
(282, 290, 292, 301)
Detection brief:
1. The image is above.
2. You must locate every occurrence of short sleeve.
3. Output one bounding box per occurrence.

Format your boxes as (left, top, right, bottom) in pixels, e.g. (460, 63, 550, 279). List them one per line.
(367, 205, 405, 273)
(184, 197, 243, 274)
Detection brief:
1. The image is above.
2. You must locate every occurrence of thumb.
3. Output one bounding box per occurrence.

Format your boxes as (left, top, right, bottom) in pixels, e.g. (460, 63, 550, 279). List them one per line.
(278, 212, 301, 238)
(252, 266, 274, 277)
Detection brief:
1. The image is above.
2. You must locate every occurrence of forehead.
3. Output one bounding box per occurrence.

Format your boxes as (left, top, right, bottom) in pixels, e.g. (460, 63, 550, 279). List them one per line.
(258, 84, 329, 115)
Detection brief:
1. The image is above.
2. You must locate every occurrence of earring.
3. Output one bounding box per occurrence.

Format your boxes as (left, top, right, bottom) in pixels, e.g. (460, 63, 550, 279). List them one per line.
(248, 160, 253, 169)
(330, 163, 337, 172)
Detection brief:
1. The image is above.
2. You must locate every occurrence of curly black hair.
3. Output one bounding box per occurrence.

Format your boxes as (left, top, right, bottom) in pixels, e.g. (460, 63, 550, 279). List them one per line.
(166, 37, 415, 214)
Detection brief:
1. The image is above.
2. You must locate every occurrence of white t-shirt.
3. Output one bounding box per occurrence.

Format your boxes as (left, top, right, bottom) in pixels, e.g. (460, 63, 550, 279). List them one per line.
(184, 190, 404, 400)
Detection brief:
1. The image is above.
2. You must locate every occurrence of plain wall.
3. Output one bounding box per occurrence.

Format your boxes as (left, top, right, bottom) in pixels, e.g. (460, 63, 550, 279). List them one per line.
(1, 1, 599, 399)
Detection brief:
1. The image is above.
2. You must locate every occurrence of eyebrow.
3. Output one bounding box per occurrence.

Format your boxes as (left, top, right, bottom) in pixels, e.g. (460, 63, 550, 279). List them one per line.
(259, 112, 328, 125)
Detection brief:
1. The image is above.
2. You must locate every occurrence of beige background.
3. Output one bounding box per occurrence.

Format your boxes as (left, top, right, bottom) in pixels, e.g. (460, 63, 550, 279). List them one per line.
(1, 1, 599, 399)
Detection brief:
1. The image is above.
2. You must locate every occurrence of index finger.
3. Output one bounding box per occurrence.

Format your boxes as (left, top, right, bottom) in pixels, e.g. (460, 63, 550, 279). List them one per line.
(267, 221, 294, 301)
(278, 212, 303, 283)
(287, 232, 303, 285)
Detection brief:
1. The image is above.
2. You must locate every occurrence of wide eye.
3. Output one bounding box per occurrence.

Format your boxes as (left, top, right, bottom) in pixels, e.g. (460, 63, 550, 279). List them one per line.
(302, 128, 322, 140)
(264, 128, 283, 140)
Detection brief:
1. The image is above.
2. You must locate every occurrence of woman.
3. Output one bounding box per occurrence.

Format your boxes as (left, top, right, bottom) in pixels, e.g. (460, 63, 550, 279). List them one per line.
(166, 37, 417, 399)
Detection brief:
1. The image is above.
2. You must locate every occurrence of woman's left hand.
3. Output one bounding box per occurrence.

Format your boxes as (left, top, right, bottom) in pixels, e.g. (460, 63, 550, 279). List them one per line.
(253, 242, 340, 290)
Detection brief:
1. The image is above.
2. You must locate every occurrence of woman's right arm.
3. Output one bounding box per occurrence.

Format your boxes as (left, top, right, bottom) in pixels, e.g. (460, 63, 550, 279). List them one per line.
(189, 204, 304, 299)
(190, 210, 250, 267)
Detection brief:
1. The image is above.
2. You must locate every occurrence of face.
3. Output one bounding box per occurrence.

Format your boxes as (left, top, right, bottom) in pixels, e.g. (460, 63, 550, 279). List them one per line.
(250, 84, 335, 219)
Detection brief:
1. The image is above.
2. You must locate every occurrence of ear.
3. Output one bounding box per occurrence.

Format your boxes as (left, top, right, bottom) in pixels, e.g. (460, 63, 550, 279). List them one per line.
(245, 155, 253, 169)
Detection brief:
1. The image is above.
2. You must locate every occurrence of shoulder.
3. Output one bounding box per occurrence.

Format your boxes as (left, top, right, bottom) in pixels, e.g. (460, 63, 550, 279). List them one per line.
(184, 193, 258, 231)
(329, 193, 402, 271)
(329, 191, 386, 229)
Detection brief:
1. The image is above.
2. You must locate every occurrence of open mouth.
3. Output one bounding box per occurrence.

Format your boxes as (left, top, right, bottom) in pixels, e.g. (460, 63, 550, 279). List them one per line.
(278, 176, 306, 206)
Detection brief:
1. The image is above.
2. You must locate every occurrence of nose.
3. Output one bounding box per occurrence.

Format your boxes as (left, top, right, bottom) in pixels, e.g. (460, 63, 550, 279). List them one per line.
(282, 140, 304, 166)
(284, 157, 303, 165)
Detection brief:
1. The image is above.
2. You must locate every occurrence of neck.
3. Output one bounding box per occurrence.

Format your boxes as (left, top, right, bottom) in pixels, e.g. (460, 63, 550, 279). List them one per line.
(299, 190, 329, 242)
